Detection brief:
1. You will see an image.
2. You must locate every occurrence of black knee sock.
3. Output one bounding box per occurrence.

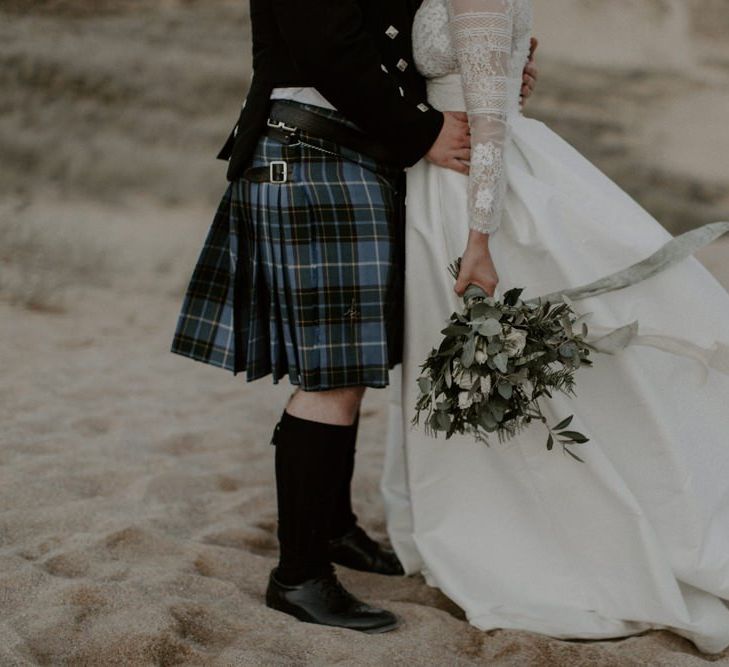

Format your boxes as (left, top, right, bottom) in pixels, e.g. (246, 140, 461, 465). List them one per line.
(271, 410, 353, 585)
(330, 412, 359, 539)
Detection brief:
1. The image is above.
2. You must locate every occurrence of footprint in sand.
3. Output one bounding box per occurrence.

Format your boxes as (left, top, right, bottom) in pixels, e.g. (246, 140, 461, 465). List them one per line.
(169, 602, 237, 648)
(193, 553, 219, 579)
(253, 517, 276, 536)
(101, 525, 180, 560)
(66, 586, 108, 625)
(18, 537, 64, 561)
(216, 474, 243, 492)
(157, 431, 206, 456)
(43, 551, 90, 579)
(202, 523, 278, 557)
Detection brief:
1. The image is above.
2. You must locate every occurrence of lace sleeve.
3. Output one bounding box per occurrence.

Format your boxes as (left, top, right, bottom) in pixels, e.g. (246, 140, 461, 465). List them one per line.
(448, 0, 514, 234)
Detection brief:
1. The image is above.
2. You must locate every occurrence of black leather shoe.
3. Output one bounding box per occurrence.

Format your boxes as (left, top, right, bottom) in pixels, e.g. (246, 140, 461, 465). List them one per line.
(328, 526, 405, 576)
(265, 568, 400, 633)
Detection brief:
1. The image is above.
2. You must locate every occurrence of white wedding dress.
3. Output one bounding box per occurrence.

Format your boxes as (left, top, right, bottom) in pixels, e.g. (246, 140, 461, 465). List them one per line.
(383, 0, 729, 653)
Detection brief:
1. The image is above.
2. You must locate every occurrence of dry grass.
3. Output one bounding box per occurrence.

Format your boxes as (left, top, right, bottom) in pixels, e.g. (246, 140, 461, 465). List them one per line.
(0, 199, 111, 312)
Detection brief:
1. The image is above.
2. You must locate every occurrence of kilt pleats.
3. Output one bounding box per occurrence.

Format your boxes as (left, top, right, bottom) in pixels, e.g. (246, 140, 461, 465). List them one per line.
(171, 103, 404, 391)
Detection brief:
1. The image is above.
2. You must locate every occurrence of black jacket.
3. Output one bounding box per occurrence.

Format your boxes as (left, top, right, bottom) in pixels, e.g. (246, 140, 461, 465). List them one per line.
(218, 0, 444, 181)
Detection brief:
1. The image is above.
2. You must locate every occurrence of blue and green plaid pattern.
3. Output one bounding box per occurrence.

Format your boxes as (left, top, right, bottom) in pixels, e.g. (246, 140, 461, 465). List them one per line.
(171, 104, 405, 390)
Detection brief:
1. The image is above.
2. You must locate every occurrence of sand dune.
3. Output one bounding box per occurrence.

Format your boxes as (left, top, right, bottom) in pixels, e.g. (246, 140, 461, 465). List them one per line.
(1, 1, 728, 664)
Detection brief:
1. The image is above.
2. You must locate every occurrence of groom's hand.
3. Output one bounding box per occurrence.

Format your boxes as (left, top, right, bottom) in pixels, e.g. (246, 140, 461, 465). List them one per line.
(520, 37, 539, 107)
(426, 111, 471, 175)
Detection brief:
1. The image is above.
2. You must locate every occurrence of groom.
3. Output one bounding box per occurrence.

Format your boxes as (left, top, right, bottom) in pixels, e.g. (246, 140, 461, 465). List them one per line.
(216, 0, 538, 633)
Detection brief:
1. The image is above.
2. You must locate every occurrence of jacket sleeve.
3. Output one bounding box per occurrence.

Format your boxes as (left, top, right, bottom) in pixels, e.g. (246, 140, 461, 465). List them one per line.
(271, 0, 443, 167)
(448, 0, 514, 234)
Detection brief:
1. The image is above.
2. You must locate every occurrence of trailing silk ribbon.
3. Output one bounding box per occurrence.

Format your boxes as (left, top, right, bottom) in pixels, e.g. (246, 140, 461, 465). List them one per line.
(588, 323, 729, 379)
(529, 221, 729, 376)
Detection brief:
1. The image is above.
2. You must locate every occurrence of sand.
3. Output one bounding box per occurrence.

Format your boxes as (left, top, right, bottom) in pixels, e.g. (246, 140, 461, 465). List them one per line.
(2, 1, 728, 664)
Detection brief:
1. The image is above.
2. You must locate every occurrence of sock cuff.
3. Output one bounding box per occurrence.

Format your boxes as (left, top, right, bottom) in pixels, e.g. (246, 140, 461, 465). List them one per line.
(271, 410, 357, 446)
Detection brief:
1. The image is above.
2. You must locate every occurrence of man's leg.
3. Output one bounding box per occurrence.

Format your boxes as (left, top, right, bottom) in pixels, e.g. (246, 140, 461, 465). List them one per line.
(272, 386, 363, 586)
(266, 387, 399, 633)
(289, 388, 404, 575)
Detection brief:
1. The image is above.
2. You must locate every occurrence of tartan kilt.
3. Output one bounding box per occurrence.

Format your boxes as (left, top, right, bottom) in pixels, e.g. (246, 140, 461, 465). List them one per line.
(170, 104, 405, 391)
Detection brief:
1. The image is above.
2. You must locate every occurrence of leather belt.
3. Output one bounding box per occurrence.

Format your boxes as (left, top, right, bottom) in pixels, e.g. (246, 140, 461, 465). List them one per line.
(243, 161, 291, 183)
(265, 101, 398, 166)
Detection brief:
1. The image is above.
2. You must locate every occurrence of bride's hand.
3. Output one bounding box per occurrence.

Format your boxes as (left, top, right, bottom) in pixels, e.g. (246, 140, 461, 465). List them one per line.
(454, 231, 499, 297)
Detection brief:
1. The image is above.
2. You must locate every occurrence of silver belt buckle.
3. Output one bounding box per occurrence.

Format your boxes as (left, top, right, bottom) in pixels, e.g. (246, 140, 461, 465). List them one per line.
(269, 160, 288, 184)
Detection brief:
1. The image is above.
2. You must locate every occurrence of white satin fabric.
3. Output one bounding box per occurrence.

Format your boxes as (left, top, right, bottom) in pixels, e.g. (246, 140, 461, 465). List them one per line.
(383, 73, 729, 652)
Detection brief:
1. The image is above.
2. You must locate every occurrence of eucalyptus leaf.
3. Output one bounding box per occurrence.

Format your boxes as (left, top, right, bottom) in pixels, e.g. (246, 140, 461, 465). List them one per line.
(417, 377, 432, 395)
(489, 402, 505, 422)
(442, 324, 471, 337)
(478, 318, 503, 337)
(478, 412, 499, 432)
(462, 336, 477, 368)
(436, 411, 451, 431)
(497, 382, 513, 399)
(487, 341, 503, 355)
(493, 353, 509, 373)
(559, 342, 577, 358)
(472, 303, 502, 320)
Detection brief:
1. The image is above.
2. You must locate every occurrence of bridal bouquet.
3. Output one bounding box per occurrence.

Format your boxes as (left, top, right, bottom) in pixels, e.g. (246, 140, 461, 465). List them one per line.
(413, 222, 729, 461)
(413, 261, 592, 461)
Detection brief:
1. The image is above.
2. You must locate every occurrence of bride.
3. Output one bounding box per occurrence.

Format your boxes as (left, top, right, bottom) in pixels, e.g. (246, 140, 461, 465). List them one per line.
(383, 0, 729, 653)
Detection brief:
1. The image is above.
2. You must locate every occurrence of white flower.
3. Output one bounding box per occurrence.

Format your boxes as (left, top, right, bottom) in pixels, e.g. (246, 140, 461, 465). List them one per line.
(474, 337, 488, 364)
(502, 329, 527, 358)
(480, 375, 492, 396)
(455, 367, 479, 390)
(458, 391, 474, 410)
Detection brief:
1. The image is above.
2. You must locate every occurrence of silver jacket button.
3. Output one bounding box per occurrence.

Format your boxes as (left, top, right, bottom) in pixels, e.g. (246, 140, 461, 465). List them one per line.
(385, 25, 399, 39)
(417, 103, 430, 112)
(396, 59, 408, 72)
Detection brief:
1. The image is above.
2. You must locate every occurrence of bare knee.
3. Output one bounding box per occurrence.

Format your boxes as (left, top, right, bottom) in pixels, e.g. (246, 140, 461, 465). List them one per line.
(286, 386, 366, 426)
